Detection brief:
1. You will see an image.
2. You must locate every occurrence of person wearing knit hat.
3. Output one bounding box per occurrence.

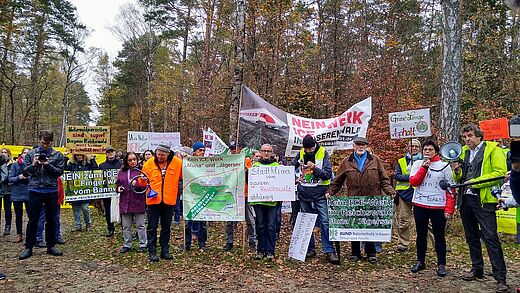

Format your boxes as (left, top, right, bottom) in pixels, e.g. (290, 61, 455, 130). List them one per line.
(395, 139, 423, 253)
(290, 134, 339, 264)
(140, 143, 182, 262)
(184, 143, 208, 252)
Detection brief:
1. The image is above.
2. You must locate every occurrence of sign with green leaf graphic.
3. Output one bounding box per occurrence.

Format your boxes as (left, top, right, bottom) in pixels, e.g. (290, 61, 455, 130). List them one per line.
(328, 196, 393, 242)
(182, 154, 245, 221)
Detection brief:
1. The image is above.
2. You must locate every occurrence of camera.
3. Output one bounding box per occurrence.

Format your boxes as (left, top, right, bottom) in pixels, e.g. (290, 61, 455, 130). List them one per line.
(37, 154, 48, 162)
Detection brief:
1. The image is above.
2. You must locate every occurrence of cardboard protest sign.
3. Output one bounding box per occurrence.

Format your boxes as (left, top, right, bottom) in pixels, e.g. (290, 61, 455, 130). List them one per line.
(182, 154, 245, 221)
(388, 108, 431, 139)
(62, 170, 118, 202)
(288, 212, 318, 261)
(328, 196, 393, 242)
(248, 165, 296, 202)
(66, 126, 110, 154)
(479, 118, 509, 140)
(127, 131, 181, 153)
(239, 86, 372, 157)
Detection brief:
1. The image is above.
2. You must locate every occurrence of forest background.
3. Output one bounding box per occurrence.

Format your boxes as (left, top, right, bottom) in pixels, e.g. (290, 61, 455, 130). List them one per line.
(0, 0, 519, 168)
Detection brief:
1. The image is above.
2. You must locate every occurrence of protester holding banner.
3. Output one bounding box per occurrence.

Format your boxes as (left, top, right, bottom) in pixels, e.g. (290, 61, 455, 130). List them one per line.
(408, 140, 455, 277)
(291, 135, 339, 264)
(250, 144, 280, 260)
(19, 130, 64, 260)
(223, 141, 256, 252)
(8, 147, 30, 243)
(184, 142, 208, 252)
(115, 152, 147, 253)
(141, 144, 182, 262)
(0, 147, 14, 236)
(65, 153, 99, 231)
(99, 147, 122, 237)
(327, 136, 396, 263)
(394, 139, 422, 252)
(452, 124, 508, 293)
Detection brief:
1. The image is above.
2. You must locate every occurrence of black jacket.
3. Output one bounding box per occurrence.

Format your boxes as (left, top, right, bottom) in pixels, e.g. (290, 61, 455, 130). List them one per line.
(23, 147, 64, 190)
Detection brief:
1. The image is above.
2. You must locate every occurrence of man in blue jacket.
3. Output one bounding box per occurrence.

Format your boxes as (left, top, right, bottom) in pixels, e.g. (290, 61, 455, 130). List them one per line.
(19, 130, 65, 260)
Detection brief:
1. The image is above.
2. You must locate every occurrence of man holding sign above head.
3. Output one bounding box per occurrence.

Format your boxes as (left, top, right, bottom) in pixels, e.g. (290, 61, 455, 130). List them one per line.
(291, 134, 339, 264)
(326, 136, 396, 264)
(140, 144, 183, 262)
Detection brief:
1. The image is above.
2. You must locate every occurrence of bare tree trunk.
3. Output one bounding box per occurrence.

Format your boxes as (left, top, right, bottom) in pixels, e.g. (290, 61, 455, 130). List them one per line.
(230, 0, 245, 142)
(28, 11, 47, 142)
(0, 4, 15, 143)
(439, 0, 462, 141)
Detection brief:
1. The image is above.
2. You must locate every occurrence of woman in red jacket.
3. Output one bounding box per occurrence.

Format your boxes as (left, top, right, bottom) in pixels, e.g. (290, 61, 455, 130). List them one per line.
(409, 140, 455, 277)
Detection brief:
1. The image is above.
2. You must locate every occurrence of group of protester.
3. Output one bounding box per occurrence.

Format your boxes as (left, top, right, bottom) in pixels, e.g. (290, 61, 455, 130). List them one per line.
(1, 121, 519, 293)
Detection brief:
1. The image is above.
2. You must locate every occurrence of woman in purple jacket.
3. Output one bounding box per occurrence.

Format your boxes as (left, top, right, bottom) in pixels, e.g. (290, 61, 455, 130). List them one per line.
(116, 152, 147, 253)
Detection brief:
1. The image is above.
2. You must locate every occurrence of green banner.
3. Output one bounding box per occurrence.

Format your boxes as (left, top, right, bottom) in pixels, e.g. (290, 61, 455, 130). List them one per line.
(182, 154, 245, 221)
(62, 170, 118, 202)
(328, 195, 393, 242)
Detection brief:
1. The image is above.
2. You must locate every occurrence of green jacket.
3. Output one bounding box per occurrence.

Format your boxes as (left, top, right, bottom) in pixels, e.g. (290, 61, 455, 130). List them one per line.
(454, 141, 507, 204)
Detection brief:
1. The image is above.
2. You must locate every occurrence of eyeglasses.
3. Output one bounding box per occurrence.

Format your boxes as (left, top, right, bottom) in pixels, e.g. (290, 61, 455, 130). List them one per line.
(260, 150, 272, 153)
(410, 145, 420, 148)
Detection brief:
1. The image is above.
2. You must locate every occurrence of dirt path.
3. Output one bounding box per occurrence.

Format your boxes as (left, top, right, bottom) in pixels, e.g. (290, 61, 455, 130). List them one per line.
(1, 210, 519, 292)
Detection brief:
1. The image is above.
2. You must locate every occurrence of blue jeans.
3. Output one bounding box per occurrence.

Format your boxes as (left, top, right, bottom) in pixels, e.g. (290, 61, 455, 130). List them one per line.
(37, 205, 61, 241)
(275, 204, 282, 239)
(253, 204, 277, 255)
(173, 195, 181, 224)
(72, 201, 91, 228)
(300, 198, 334, 253)
(185, 221, 207, 249)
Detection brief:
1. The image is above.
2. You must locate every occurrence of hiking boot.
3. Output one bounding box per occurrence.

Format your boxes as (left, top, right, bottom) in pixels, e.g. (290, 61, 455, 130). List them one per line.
(367, 256, 378, 264)
(149, 252, 159, 262)
(3, 225, 11, 236)
(266, 254, 275, 261)
(35, 241, 47, 248)
(350, 255, 360, 262)
(160, 252, 173, 260)
(0, 271, 5, 280)
(326, 252, 340, 265)
(46, 247, 63, 256)
(411, 261, 426, 273)
(437, 265, 447, 277)
(19, 248, 32, 260)
(256, 253, 264, 260)
(496, 280, 508, 293)
(462, 268, 484, 281)
(396, 245, 408, 252)
(306, 250, 317, 259)
(105, 230, 115, 237)
(223, 243, 233, 252)
(72, 226, 82, 232)
(120, 247, 131, 254)
(56, 237, 66, 245)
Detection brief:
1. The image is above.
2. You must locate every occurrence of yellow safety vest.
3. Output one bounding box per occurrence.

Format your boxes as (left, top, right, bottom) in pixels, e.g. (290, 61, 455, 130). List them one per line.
(299, 147, 330, 186)
(395, 157, 411, 191)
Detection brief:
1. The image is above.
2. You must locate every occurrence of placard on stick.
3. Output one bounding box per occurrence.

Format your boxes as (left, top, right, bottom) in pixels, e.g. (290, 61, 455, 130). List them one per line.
(479, 118, 509, 140)
(66, 125, 110, 154)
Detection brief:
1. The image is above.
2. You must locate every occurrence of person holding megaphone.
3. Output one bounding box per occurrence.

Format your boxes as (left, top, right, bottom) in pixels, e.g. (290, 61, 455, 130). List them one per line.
(408, 140, 455, 277)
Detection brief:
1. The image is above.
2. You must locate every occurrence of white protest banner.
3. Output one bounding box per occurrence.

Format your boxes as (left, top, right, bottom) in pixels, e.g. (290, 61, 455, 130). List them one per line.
(239, 86, 372, 157)
(248, 165, 296, 202)
(388, 108, 431, 139)
(127, 131, 181, 153)
(203, 128, 229, 156)
(288, 212, 318, 261)
(62, 170, 118, 202)
(328, 196, 393, 242)
(182, 154, 245, 221)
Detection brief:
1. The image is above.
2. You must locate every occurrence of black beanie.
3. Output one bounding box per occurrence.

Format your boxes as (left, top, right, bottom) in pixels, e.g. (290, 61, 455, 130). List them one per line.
(302, 134, 315, 148)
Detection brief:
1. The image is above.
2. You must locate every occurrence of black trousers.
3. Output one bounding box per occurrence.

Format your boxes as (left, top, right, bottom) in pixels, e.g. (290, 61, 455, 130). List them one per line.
(25, 191, 58, 249)
(460, 194, 507, 282)
(351, 241, 376, 258)
(2, 193, 12, 227)
(146, 202, 174, 254)
(413, 206, 446, 265)
(103, 198, 115, 232)
(13, 201, 28, 235)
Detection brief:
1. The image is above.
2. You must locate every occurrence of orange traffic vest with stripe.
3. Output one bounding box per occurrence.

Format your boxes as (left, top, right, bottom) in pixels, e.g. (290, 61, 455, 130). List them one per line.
(141, 156, 183, 205)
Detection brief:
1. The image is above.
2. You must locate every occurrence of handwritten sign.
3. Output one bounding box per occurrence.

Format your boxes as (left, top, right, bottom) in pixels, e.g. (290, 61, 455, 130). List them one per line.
(388, 108, 431, 139)
(288, 212, 317, 261)
(127, 131, 181, 153)
(248, 166, 296, 202)
(479, 118, 509, 140)
(66, 125, 110, 154)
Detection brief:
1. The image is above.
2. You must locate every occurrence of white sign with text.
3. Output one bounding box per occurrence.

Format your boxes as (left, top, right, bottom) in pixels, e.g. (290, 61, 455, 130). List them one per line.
(288, 212, 318, 261)
(248, 166, 296, 202)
